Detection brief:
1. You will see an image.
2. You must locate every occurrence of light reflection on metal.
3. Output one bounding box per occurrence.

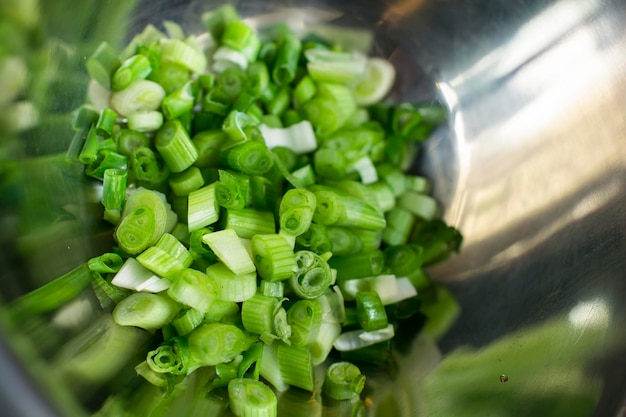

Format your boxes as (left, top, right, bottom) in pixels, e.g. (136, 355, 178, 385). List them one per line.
(447, 0, 602, 92)
(381, 0, 426, 22)
(568, 299, 610, 329)
(433, 1, 626, 281)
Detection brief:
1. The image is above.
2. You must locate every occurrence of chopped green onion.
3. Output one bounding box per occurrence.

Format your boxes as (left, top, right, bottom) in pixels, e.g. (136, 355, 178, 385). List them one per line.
(212, 45, 248, 72)
(96, 108, 118, 137)
(293, 75, 316, 108)
(161, 38, 207, 74)
(222, 109, 259, 142)
(222, 20, 255, 52)
(367, 181, 395, 212)
(65, 127, 89, 164)
(115, 129, 150, 156)
(267, 86, 291, 117)
(310, 321, 342, 366)
(112, 54, 153, 92)
(290, 250, 333, 299)
(251, 234, 297, 282)
(296, 223, 332, 255)
(287, 300, 323, 347)
(136, 246, 185, 279)
(78, 125, 99, 165)
(129, 147, 158, 182)
(312, 188, 386, 231)
(205, 299, 240, 323)
(123, 188, 169, 243)
(277, 343, 315, 391)
(376, 164, 407, 197)
(115, 206, 158, 255)
(87, 253, 123, 276)
(134, 360, 168, 387)
(246, 61, 270, 97)
(405, 174, 431, 193)
(156, 119, 198, 173)
(250, 175, 279, 212)
(272, 33, 301, 86)
(316, 286, 346, 324)
(161, 81, 196, 120)
(260, 280, 284, 298)
(258, 40, 277, 63)
(233, 91, 256, 112)
(127, 110, 164, 132)
(385, 277, 419, 305)
(188, 227, 217, 262)
(85, 150, 128, 181)
(162, 19, 185, 39)
(313, 148, 348, 179)
(220, 140, 274, 176)
(172, 308, 205, 336)
(322, 361, 365, 400)
(409, 219, 463, 266)
(148, 322, 251, 376)
(102, 168, 127, 214)
(279, 188, 316, 236)
(326, 226, 363, 256)
(382, 206, 416, 246)
(300, 97, 345, 137)
(201, 4, 239, 40)
(215, 169, 251, 209)
(305, 49, 366, 84)
(110, 79, 166, 117)
(259, 343, 289, 392)
(228, 378, 277, 417)
(171, 222, 190, 245)
(397, 191, 438, 220)
(188, 183, 220, 232)
(351, 57, 395, 106)
(167, 268, 217, 311)
(205, 262, 257, 302)
(282, 109, 303, 127)
(356, 291, 388, 332)
(192, 130, 229, 168)
(86, 42, 121, 89)
(202, 229, 256, 275)
(328, 250, 384, 282)
(241, 293, 279, 336)
(112, 292, 180, 331)
(155, 233, 193, 267)
(343, 109, 370, 131)
(169, 166, 205, 196)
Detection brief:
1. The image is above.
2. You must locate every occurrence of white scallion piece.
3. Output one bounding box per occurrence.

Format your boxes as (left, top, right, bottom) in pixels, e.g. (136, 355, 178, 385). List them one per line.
(259, 120, 317, 155)
(112, 258, 170, 293)
(333, 324, 395, 351)
(383, 277, 418, 305)
(352, 156, 378, 184)
(212, 46, 248, 72)
(317, 286, 345, 324)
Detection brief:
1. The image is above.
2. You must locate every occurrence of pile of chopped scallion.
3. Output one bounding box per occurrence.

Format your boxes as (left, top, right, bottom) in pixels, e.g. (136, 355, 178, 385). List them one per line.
(10, 5, 462, 417)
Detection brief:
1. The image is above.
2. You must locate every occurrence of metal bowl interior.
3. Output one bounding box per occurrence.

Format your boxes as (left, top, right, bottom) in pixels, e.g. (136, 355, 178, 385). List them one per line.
(0, 0, 625, 416)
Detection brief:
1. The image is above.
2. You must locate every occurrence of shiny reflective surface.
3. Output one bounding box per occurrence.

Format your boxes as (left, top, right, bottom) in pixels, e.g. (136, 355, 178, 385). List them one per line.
(1, 0, 625, 416)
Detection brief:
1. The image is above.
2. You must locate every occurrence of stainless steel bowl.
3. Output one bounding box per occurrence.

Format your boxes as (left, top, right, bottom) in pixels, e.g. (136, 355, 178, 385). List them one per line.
(1, 0, 625, 416)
